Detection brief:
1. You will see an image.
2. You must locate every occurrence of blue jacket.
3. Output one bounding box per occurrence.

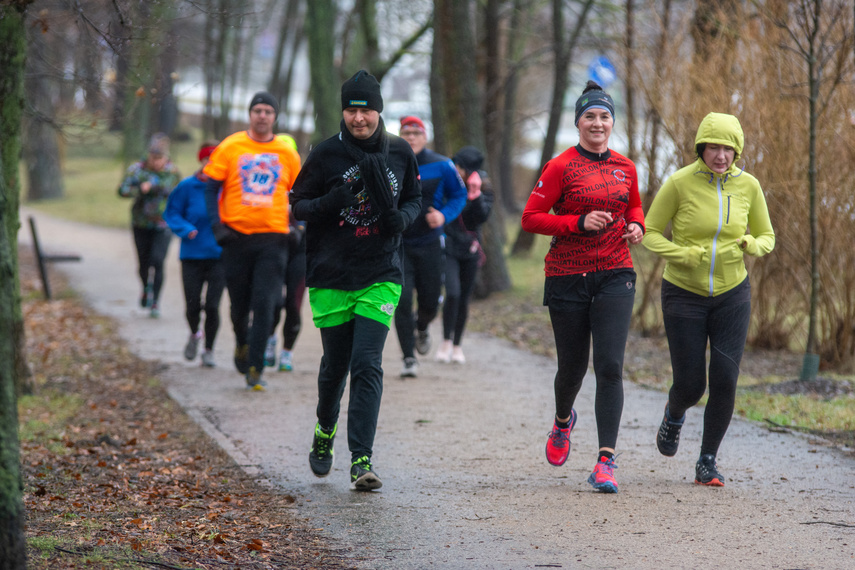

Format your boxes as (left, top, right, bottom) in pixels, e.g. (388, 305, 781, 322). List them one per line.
(403, 149, 467, 247)
(163, 172, 223, 260)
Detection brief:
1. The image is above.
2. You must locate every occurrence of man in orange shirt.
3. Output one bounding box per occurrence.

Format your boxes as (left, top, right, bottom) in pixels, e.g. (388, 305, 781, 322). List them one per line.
(204, 91, 301, 390)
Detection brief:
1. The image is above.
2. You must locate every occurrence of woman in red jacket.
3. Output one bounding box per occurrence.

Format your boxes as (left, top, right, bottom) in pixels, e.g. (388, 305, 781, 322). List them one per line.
(521, 80, 645, 493)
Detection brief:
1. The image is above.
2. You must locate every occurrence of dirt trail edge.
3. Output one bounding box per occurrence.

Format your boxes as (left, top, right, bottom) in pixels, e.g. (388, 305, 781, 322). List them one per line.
(21, 209, 855, 570)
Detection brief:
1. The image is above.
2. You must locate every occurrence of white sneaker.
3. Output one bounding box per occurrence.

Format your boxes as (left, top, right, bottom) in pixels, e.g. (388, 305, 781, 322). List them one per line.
(435, 340, 453, 363)
(400, 357, 419, 378)
(451, 346, 466, 364)
(201, 350, 216, 368)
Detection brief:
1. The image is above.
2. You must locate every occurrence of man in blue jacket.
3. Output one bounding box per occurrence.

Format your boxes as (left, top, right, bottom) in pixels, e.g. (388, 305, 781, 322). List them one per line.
(396, 116, 467, 378)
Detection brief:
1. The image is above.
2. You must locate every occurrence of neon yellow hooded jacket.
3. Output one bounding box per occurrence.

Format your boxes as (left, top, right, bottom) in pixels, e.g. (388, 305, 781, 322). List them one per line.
(642, 113, 775, 297)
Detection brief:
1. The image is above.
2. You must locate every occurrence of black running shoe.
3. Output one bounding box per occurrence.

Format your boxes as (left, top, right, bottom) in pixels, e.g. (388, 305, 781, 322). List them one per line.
(695, 454, 725, 487)
(350, 456, 382, 491)
(656, 404, 684, 457)
(309, 423, 336, 477)
(233, 344, 250, 374)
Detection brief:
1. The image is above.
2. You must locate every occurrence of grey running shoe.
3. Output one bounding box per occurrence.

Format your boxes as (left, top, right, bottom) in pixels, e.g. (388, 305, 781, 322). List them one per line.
(184, 332, 201, 361)
(415, 329, 431, 355)
(245, 366, 266, 391)
(233, 344, 250, 374)
(695, 454, 725, 487)
(656, 404, 684, 457)
(309, 423, 337, 477)
(350, 456, 382, 491)
(201, 350, 216, 368)
(400, 357, 419, 378)
(279, 350, 293, 371)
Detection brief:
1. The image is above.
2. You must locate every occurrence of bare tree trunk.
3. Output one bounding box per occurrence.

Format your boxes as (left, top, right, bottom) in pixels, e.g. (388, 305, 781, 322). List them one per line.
(498, 0, 529, 215)
(24, 9, 65, 201)
(434, 0, 510, 296)
(0, 5, 31, 568)
(623, 0, 637, 163)
(305, 0, 340, 143)
(511, 0, 595, 256)
(269, 0, 303, 125)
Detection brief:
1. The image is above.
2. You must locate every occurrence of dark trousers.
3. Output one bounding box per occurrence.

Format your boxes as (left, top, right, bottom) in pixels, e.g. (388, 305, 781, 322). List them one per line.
(220, 233, 288, 371)
(442, 254, 479, 345)
(395, 239, 443, 358)
(270, 235, 306, 350)
(132, 227, 171, 304)
(662, 278, 751, 457)
(546, 270, 636, 451)
(316, 315, 389, 462)
(181, 258, 226, 351)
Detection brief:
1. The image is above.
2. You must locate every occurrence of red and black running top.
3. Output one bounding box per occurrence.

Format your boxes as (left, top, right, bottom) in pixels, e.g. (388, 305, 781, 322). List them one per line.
(521, 145, 644, 277)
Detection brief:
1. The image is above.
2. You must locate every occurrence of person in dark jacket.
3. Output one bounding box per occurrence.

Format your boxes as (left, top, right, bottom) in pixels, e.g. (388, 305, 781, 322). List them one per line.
(163, 141, 225, 368)
(290, 70, 421, 491)
(117, 133, 181, 318)
(395, 115, 467, 377)
(435, 146, 493, 365)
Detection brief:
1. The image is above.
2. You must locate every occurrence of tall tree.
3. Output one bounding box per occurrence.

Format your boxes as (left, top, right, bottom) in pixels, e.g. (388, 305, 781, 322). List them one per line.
(305, 0, 339, 143)
(0, 3, 32, 567)
(432, 0, 511, 295)
(24, 6, 65, 201)
(764, 0, 855, 379)
(510, 0, 595, 256)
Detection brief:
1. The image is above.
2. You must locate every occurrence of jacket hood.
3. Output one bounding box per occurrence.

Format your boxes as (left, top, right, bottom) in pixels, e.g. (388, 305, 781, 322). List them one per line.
(694, 112, 744, 160)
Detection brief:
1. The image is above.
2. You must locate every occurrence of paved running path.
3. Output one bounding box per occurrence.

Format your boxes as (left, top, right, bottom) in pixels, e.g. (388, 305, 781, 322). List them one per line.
(20, 208, 855, 569)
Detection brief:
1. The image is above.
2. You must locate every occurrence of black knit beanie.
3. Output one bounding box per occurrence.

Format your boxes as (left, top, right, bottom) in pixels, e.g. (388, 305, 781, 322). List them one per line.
(574, 81, 615, 126)
(341, 70, 384, 113)
(452, 146, 484, 173)
(249, 91, 279, 117)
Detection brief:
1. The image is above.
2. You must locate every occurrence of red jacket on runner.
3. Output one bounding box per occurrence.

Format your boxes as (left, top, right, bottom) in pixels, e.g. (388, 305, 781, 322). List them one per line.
(522, 145, 644, 276)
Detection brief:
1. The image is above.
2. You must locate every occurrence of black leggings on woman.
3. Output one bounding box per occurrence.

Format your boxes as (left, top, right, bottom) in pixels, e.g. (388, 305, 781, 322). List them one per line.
(181, 258, 226, 351)
(662, 278, 751, 457)
(442, 254, 479, 345)
(547, 269, 636, 451)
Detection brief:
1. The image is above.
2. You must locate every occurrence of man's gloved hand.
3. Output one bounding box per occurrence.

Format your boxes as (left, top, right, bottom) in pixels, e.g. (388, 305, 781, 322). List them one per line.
(382, 208, 406, 235)
(212, 222, 240, 246)
(324, 179, 361, 211)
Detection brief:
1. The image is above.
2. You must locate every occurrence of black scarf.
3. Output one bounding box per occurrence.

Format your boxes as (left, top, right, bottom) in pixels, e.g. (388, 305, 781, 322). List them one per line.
(340, 117, 394, 213)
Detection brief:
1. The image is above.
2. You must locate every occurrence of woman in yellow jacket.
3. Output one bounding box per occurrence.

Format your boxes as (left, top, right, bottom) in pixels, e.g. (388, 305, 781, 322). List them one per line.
(642, 112, 775, 486)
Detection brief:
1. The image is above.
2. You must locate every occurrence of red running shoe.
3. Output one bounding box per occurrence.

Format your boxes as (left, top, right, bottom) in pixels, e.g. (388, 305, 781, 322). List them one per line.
(545, 409, 577, 466)
(588, 455, 619, 493)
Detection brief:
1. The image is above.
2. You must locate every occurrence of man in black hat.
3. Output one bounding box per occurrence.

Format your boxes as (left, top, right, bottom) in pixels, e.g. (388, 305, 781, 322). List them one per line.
(203, 91, 301, 390)
(290, 70, 421, 491)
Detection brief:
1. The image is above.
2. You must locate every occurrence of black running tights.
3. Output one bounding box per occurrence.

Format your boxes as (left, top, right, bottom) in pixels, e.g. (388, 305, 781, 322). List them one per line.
(662, 278, 751, 457)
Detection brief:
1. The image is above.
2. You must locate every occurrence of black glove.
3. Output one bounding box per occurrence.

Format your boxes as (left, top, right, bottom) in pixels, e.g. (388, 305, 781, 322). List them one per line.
(382, 208, 406, 235)
(323, 179, 361, 211)
(212, 222, 241, 246)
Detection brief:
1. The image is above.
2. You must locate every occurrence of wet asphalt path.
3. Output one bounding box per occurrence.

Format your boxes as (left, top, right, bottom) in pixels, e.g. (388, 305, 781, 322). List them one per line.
(20, 209, 855, 569)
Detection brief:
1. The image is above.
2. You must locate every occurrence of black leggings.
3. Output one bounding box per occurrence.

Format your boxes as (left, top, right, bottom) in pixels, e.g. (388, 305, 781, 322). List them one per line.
(316, 316, 389, 462)
(442, 254, 479, 345)
(132, 227, 171, 304)
(220, 233, 288, 371)
(662, 278, 751, 457)
(395, 239, 443, 358)
(546, 270, 636, 451)
(270, 234, 306, 350)
(181, 258, 226, 350)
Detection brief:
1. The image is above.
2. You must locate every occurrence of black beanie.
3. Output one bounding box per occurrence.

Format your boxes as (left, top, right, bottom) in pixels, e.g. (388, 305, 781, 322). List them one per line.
(249, 91, 279, 117)
(341, 70, 383, 113)
(452, 146, 484, 173)
(574, 81, 615, 126)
